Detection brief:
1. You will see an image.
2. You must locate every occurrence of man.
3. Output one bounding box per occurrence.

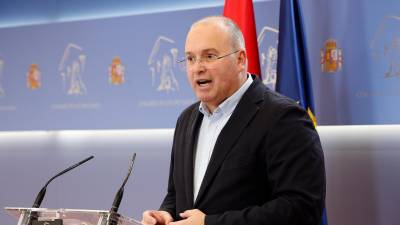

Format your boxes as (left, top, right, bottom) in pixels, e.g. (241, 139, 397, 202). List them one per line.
(142, 16, 325, 225)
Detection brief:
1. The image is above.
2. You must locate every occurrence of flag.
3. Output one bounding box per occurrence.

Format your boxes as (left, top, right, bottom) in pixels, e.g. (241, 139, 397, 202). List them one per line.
(276, 0, 327, 224)
(223, 0, 261, 77)
(276, 0, 317, 126)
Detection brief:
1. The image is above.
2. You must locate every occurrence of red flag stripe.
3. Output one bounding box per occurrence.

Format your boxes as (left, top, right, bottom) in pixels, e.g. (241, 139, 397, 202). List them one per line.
(223, 0, 261, 77)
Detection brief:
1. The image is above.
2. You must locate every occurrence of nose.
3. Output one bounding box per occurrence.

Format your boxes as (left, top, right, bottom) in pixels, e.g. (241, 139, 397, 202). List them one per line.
(188, 60, 206, 74)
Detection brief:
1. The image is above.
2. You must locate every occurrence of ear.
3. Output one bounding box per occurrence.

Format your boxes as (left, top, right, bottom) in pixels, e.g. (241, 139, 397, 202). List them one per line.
(237, 50, 247, 72)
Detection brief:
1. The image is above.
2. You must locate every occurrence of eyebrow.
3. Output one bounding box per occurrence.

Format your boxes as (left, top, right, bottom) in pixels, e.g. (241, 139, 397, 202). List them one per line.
(185, 48, 219, 55)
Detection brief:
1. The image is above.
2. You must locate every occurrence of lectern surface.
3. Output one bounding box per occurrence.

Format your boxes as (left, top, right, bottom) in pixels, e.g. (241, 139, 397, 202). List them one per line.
(5, 207, 142, 225)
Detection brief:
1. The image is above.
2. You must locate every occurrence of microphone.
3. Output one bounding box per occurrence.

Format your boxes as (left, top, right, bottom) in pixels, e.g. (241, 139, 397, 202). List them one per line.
(108, 153, 136, 225)
(32, 155, 94, 208)
(21, 155, 94, 225)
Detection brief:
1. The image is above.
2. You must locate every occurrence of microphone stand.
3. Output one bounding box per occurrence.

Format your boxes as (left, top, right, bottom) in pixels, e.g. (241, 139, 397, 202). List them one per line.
(107, 153, 136, 225)
(24, 156, 94, 225)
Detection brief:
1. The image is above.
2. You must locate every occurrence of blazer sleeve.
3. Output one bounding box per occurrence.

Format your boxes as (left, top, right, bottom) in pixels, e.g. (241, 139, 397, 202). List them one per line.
(159, 116, 181, 217)
(205, 105, 326, 225)
(159, 148, 176, 217)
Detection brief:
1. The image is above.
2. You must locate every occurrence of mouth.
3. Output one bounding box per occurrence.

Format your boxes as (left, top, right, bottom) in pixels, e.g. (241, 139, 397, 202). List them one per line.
(196, 79, 212, 87)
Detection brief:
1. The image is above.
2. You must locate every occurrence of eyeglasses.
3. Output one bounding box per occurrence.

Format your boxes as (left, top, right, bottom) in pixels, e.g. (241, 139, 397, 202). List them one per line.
(178, 50, 240, 66)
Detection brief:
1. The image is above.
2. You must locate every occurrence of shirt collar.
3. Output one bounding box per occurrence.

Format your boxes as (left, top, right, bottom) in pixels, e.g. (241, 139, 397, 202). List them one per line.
(199, 74, 253, 117)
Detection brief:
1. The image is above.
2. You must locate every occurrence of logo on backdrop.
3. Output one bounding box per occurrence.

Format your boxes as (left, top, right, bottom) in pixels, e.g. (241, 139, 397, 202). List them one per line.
(27, 63, 41, 90)
(0, 58, 4, 96)
(382, 36, 400, 78)
(320, 39, 343, 73)
(109, 56, 125, 85)
(58, 43, 87, 95)
(258, 26, 279, 91)
(148, 36, 181, 92)
(371, 15, 400, 79)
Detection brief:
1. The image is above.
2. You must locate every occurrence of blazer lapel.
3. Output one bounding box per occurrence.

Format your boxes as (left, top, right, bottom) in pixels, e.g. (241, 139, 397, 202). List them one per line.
(194, 78, 265, 206)
(183, 106, 203, 207)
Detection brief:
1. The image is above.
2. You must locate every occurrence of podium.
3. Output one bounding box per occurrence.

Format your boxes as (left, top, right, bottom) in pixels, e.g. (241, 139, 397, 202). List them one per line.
(5, 207, 142, 225)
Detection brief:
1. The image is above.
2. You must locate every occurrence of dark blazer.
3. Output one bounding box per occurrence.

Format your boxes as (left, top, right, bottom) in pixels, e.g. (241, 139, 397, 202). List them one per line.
(160, 77, 326, 225)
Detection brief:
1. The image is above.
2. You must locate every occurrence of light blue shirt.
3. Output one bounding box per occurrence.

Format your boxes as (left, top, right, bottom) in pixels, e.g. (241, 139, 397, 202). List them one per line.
(193, 75, 253, 201)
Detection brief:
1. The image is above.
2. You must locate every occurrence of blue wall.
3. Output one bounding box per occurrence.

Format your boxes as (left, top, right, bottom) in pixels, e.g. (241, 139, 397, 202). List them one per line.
(1, 1, 400, 225)
(1, 0, 400, 128)
(0, 0, 228, 28)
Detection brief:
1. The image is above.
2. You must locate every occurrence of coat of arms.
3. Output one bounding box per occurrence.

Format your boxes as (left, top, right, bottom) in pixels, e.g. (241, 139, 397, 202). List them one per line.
(321, 39, 343, 73)
(109, 56, 125, 85)
(27, 63, 41, 90)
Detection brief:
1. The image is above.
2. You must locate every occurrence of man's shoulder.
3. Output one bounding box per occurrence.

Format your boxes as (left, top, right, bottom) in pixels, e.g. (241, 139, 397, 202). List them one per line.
(249, 78, 301, 113)
(176, 101, 200, 122)
(249, 81, 315, 133)
(264, 88, 300, 110)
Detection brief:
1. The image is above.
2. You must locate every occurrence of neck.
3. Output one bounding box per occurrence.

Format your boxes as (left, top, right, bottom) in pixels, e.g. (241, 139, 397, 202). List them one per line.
(204, 73, 248, 114)
(204, 101, 223, 114)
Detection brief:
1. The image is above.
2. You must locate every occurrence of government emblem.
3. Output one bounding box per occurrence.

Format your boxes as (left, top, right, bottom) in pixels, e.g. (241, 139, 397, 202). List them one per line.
(27, 64, 41, 90)
(58, 43, 87, 95)
(321, 39, 343, 73)
(257, 26, 279, 91)
(0, 58, 5, 96)
(109, 56, 125, 85)
(148, 36, 180, 92)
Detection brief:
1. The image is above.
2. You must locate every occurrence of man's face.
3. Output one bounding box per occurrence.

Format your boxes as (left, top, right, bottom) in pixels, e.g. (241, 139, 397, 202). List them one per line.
(184, 23, 246, 111)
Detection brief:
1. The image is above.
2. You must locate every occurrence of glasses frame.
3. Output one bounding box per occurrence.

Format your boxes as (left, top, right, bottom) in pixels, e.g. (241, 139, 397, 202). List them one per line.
(177, 50, 240, 66)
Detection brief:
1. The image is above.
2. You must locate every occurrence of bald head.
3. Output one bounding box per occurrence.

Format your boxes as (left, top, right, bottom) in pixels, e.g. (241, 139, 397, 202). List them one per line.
(190, 16, 246, 52)
(184, 16, 248, 112)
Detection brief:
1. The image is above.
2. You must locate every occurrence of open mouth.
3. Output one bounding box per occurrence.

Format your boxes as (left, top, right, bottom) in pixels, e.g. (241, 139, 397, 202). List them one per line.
(196, 79, 212, 86)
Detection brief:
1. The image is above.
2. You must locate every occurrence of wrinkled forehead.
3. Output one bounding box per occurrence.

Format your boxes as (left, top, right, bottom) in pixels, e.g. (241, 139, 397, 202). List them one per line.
(185, 22, 232, 54)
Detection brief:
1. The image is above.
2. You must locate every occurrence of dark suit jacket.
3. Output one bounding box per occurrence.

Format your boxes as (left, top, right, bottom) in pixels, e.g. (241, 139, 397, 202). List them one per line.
(160, 77, 326, 225)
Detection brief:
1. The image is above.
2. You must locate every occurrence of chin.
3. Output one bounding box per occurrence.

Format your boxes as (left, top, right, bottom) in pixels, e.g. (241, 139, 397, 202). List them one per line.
(197, 97, 209, 103)
(195, 93, 207, 100)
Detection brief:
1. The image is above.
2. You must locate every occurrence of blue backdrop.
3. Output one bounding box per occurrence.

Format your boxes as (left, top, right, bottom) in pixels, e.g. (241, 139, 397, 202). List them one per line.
(0, 0, 399, 130)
